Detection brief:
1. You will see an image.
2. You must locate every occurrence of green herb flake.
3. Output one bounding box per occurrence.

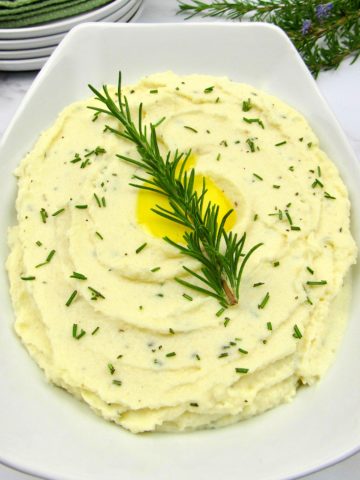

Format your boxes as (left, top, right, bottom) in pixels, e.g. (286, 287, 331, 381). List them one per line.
(291, 226, 301, 231)
(306, 280, 327, 286)
(21, 276, 36, 281)
(94, 193, 101, 207)
(166, 352, 176, 357)
(324, 192, 336, 200)
(190, 402, 199, 407)
(267, 321, 273, 331)
(112, 380, 122, 386)
(135, 242, 147, 254)
(52, 208, 65, 217)
(242, 98, 252, 112)
(184, 125, 198, 133)
(275, 141, 287, 147)
(243, 117, 265, 129)
(258, 292, 270, 309)
(169, 328, 175, 335)
(107, 363, 115, 375)
(246, 138, 256, 152)
(88, 286, 105, 300)
(75, 205, 88, 209)
(293, 324, 303, 339)
(183, 293, 193, 301)
(216, 307, 225, 317)
(101, 196, 106, 207)
(151, 267, 161, 272)
(66, 290, 78, 307)
(204, 86, 214, 93)
(253, 282, 264, 287)
(238, 348, 248, 354)
(91, 326, 100, 335)
(253, 173, 263, 181)
(312, 178, 324, 189)
(36, 241, 42, 247)
(95, 231, 104, 240)
(224, 317, 231, 327)
(150, 89, 158, 94)
(306, 266, 314, 275)
(235, 367, 249, 374)
(218, 352, 229, 358)
(70, 153, 81, 163)
(40, 208, 48, 224)
(70, 272, 87, 280)
(273, 261, 280, 267)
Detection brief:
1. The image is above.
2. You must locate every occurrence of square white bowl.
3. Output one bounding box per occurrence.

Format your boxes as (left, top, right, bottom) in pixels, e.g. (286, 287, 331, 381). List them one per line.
(0, 22, 359, 480)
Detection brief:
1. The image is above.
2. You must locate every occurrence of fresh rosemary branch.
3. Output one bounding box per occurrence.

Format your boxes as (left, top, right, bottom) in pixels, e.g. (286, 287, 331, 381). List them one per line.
(177, 0, 360, 77)
(88, 74, 262, 307)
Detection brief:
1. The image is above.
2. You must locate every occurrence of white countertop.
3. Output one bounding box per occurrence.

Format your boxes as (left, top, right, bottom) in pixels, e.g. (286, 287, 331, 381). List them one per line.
(0, 0, 359, 478)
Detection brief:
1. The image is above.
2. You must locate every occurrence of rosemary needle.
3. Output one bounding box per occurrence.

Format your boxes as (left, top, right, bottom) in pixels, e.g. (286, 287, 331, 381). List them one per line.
(88, 73, 263, 307)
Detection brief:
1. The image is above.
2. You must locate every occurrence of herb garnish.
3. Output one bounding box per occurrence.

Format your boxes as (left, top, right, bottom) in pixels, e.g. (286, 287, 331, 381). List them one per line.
(258, 292, 270, 309)
(135, 242, 147, 254)
(21, 276, 36, 281)
(242, 98, 252, 112)
(243, 117, 265, 129)
(70, 272, 87, 280)
(88, 74, 262, 307)
(40, 208, 48, 223)
(52, 208, 65, 217)
(235, 367, 249, 374)
(66, 290, 77, 307)
(293, 324, 303, 339)
(35, 249, 56, 268)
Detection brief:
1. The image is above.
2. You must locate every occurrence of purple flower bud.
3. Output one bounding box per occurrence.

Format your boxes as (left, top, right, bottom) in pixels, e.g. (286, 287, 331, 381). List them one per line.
(316, 3, 333, 21)
(301, 19, 312, 35)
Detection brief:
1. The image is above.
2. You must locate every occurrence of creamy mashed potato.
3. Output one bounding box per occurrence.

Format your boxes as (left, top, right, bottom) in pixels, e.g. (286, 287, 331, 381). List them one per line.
(7, 72, 357, 433)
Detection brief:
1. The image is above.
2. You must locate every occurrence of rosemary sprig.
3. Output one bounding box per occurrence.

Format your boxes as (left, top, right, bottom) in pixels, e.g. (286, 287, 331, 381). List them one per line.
(177, 0, 360, 77)
(88, 74, 262, 307)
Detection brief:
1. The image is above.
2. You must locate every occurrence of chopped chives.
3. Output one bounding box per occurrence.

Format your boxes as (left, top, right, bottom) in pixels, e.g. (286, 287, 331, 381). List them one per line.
(75, 205, 88, 209)
(88, 286, 105, 300)
(183, 293, 193, 301)
(253, 282, 264, 287)
(253, 173, 263, 181)
(218, 353, 229, 358)
(306, 280, 327, 286)
(306, 266, 314, 275)
(101, 196, 106, 207)
(184, 125, 198, 133)
(95, 231, 103, 240)
(204, 86, 214, 93)
(273, 261, 280, 267)
(52, 208, 65, 217)
(242, 98, 252, 112)
(94, 193, 101, 207)
(258, 292, 270, 309)
(235, 367, 249, 374)
(46, 250, 56, 262)
(285, 211, 293, 225)
(91, 326, 100, 335)
(135, 242, 147, 254)
(150, 267, 161, 272)
(169, 328, 175, 335)
(243, 117, 265, 129)
(293, 324, 303, 339)
(246, 138, 256, 152)
(312, 179, 324, 188)
(149, 89, 158, 94)
(21, 276, 36, 281)
(112, 380, 122, 386)
(190, 402, 199, 407)
(70, 272, 87, 280)
(324, 192, 336, 200)
(275, 141, 287, 146)
(291, 226, 301, 231)
(224, 317, 231, 327)
(216, 307, 225, 317)
(40, 208, 48, 223)
(66, 290, 77, 307)
(267, 322, 272, 331)
(166, 352, 176, 357)
(36, 241, 42, 247)
(317, 166, 322, 177)
(195, 354, 201, 360)
(238, 348, 248, 354)
(107, 363, 115, 375)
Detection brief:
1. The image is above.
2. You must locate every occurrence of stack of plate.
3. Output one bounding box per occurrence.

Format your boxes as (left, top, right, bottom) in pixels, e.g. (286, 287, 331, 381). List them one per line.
(0, 0, 143, 71)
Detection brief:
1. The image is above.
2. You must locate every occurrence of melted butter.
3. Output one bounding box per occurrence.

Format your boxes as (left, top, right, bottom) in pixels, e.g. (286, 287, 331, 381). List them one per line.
(136, 155, 236, 243)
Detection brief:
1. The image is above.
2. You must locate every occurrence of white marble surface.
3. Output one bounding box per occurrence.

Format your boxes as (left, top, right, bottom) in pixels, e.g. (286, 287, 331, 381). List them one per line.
(0, 0, 359, 479)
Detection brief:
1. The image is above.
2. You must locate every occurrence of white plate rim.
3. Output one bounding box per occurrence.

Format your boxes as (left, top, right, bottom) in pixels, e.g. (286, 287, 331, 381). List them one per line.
(0, 0, 134, 39)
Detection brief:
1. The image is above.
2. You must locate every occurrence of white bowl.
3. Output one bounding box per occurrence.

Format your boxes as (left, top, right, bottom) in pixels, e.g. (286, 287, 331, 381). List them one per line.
(0, 22, 359, 480)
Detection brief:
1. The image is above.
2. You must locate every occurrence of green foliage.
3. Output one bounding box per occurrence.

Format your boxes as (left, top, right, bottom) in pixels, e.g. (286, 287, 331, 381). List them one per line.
(177, 0, 360, 77)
